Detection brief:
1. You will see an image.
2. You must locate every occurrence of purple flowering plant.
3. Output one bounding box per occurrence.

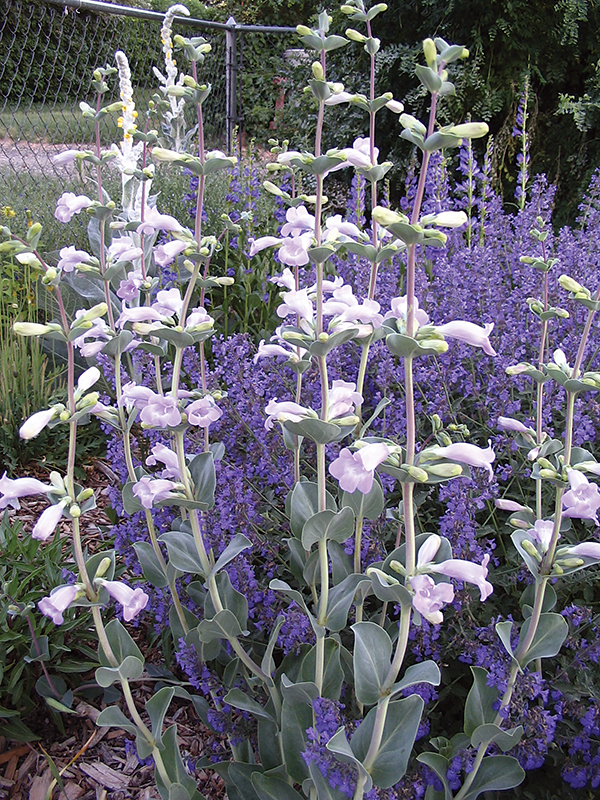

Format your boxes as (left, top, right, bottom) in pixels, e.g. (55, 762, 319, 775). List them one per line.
(5, 1, 600, 799)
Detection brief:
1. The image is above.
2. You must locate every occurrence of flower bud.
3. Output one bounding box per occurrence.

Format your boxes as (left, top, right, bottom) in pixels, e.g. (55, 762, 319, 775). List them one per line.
(521, 539, 541, 560)
(557, 557, 585, 568)
(449, 122, 489, 139)
(296, 25, 312, 36)
(423, 38, 437, 68)
(13, 322, 53, 336)
(539, 468, 558, 479)
(69, 504, 81, 518)
(77, 488, 95, 503)
(559, 274, 585, 293)
(553, 563, 564, 575)
(183, 75, 197, 88)
(366, 567, 399, 585)
(77, 302, 108, 324)
(426, 463, 463, 477)
(405, 465, 429, 482)
(94, 556, 113, 579)
(59, 409, 70, 421)
(389, 559, 405, 576)
(509, 518, 531, 529)
(312, 61, 324, 81)
(346, 28, 366, 43)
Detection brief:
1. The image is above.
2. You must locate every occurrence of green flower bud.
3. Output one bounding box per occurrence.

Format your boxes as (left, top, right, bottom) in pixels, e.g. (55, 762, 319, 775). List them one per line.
(13, 322, 53, 336)
(553, 563, 564, 575)
(521, 539, 541, 560)
(59, 410, 70, 421)
(77, 488, 94, 502)
(389, 559, 405, 576)
(366, 567, 399, 585)
(559, 274, 585, 293)
(69, 504, 81, 518)
(346, 28, 366, 43)
(297, 25, 312, 36)
(426, 463, 463, 478)
(183, 75, 198, 88)
(312, 61, 325, 81)
(405, 465, 429, 482)
(94, 556, 113, 579)
(539, 468, 558, 479)
(423, 38, 437, 68)
(558, 557, 585, 568)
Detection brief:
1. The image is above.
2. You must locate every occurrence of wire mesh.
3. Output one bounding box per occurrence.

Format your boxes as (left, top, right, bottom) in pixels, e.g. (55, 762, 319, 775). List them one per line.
(0, 0, 296, 229)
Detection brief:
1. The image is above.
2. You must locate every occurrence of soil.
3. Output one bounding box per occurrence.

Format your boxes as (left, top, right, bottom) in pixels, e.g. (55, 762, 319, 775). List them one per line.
(2, 463, 227, 800)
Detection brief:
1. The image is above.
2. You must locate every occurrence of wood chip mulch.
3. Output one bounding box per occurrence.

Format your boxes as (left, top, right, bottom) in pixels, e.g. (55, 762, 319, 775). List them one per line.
(2, 461, 227, 800)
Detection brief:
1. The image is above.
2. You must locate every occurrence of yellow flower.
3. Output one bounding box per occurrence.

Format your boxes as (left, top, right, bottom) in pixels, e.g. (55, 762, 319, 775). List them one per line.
(1, 206, 15, 219)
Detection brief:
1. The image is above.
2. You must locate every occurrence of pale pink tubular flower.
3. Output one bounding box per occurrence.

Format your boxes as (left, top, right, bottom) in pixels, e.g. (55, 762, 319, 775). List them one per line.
(20, 408, 56, 440)
(39, 585, 79, 625)
(429, 554, 493, 601)
(498, 416, 533, 433)
(154, 239, 187, 267)
(281, 205, 315, 237)
(186, 396, 223, 427)
(0, 473, 52, 510)
(146, 444, 181, 479)
(57, 246, 92, 273)
(109, 237, 143, 263)
(139, 394, 182, 428)
(279, 233, 313, 267)
(385, 295, 430, 330)
(152, 288, 183, 318)
(528, 520, 556, 552)
(100, 580, 149, 621)
(133, 476, 177, 509)
(562, 470, 600, 524)
(410, 574, 454, 624)
(249, 236, 282, 257)
(264, 399, 312, 431)
(118, 382, 154, 409)
(138, 206, 182, 235)
(277, 288, 314, 324)
(329, 442, 390, 494)
(431, 440, 495, 481)
(54, 192, 92, 223)
(495, 499, 529, 512)
(270, 268, 297, 290)
(327, 380, 363, 420)
(117, 271, 144, 301)
(52, 149, 79, 166)
(565, 542, 600, 559)
(32, 502, 65, 541)
(435, 321, 496, 356)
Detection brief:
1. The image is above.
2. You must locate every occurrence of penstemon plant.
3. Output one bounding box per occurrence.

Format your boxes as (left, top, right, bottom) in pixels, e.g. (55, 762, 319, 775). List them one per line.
(3, 3, 600, 799)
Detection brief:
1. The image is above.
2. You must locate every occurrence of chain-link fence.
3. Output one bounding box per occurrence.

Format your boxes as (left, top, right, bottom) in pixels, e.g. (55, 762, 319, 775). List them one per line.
(0, 0, 299, 227)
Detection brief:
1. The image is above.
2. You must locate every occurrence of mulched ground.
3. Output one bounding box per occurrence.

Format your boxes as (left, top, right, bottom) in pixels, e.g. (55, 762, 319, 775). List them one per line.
(2, 462, 227, 800)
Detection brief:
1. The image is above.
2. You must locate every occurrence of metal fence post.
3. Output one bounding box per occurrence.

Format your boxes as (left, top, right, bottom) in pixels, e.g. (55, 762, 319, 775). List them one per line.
(225, 15, 238, 155)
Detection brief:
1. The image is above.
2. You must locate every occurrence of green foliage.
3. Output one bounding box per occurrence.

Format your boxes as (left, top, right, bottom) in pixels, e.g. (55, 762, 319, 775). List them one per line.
(0, 513, 97, 740)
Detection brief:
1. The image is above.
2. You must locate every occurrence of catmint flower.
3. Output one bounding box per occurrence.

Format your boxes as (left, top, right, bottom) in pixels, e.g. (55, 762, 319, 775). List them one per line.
(19, 408, 57, 440)
(429, 440, 495, 481)
(410, 574, 454, 624)
(329, 442, 390, 494)
(100, 580, 149, 621)
(562, 470, 600, 524)
(154, 239, 187, 267)
(527, 520, 556, 552)
(32, 501, 66, 541)
(186, 397, 223, 427)
(435, 320, 496, 356)
(57, 246, 92, 273)
(132, 476, 178, 509)
(39, 584, 79, 625)
(138, 206, 182, 235)
(139, 395, 182, 428)
(54, 192, 92, 223)
(0, 473, 52, 510)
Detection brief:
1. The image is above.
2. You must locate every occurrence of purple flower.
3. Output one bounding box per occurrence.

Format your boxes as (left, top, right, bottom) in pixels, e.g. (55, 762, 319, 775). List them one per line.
(186, 397, 223, 427)
(57, 246, 91, 273)
(140, 395, 182, 428)
(132, 476, 178, 509)
(498, 416, 533, 433)
(146, 444, 181, 479)
(410, 574, 454, 624)
(329, 443, 390, 494)
(100, 580, 149, 621)
(435, 320, 496, 356)
(264, 399, 313, 431)
(0, 473, 52, 510)
(39, 584, 79, 625)
(562, 470, 600, 524)
(109, 237, 143, 263)
(32, 502, 65, 541)
(54, 192, 92, 223)
(327, 380, 362, 421)
(117, 271, 144, 301)
(564, 542, 600, 559)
